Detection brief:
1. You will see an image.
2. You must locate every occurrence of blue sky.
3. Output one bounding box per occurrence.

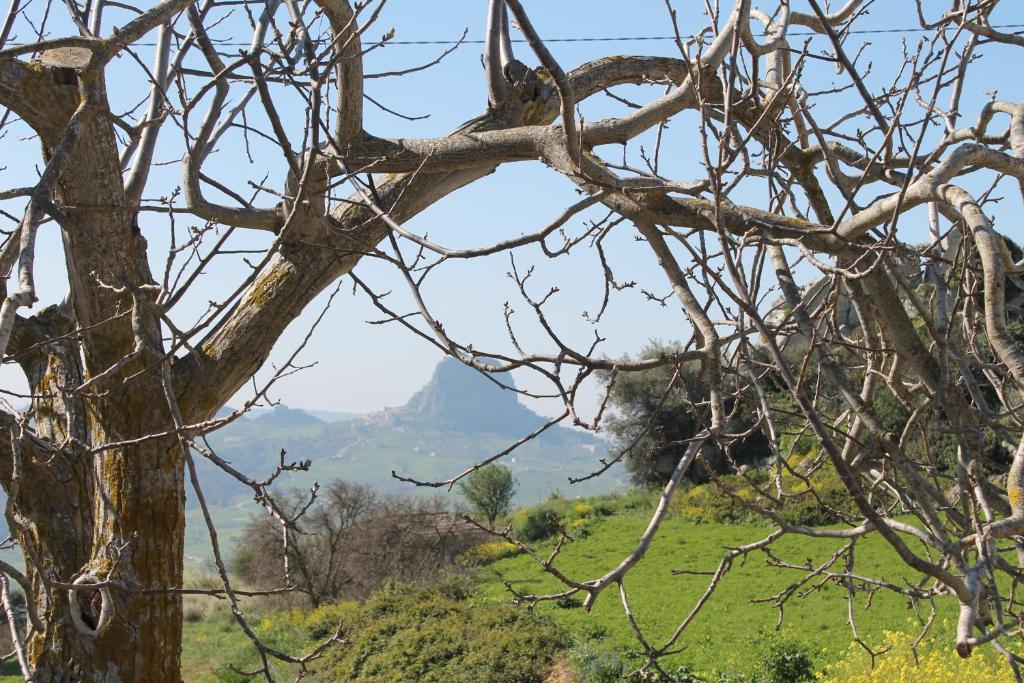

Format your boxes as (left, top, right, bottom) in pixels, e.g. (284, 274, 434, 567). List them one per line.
(2, 1, 1024, 420)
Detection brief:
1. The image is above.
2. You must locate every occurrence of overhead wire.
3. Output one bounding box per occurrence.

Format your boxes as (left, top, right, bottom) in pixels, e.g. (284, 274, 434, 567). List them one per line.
(4, 24, 1023, 47)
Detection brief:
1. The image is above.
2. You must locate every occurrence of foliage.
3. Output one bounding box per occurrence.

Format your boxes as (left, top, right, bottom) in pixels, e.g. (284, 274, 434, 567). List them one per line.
(674, 474, 763, 525)
(755, 637, 815, 683)
(458, 541, 520, 567)
(566, 643, 626, 683)
(233, 482, 483, 605)
(459, 464, 517, 528)
(511, 493, 622, 542)
(818, 628, 1016, 682)
(514, 504, 562, 542)
(673, 464, 859, 527)
(603, 342, 772, 487)
(869, 385, 1011, 478)
(308, 582, 570, 682)
(777, 465, 861, 527)
(178, 493, 1002, 683)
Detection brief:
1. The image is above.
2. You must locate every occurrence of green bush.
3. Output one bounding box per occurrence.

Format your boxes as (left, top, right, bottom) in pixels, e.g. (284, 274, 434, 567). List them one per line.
(754, 637, 815, 683)
(674, 474, 765, 525)
(515, 505, 560, 541)
(673, 462, 860, 528)
(568, 643, 626, 683)
(311, 583, 570, 682)
(778, 465, 859, 527)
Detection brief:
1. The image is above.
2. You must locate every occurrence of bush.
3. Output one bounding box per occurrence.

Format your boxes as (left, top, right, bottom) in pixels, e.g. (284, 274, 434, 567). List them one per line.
(568, 643, 625, 683)
(778, 466, 859, 527)
(182, 571, 228, 624)
(755, 638, 814, 683)
(819, 629, 1015, 682)
(233, 482, 484, 606)
(458, 541, 520, 567)
(674, 474, 765, 525)
(515, 505, 561, 542)
(312, 583, 570, 682)
(673, 463, 860, 527)
(507, 494, 623, 544)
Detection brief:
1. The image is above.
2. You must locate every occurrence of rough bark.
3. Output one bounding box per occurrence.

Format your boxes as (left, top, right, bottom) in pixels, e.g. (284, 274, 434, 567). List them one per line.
(1, 55, 185, 681)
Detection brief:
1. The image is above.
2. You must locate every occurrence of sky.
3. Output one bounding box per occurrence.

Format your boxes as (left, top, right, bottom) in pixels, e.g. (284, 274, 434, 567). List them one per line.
(2, 1, 1024, 422)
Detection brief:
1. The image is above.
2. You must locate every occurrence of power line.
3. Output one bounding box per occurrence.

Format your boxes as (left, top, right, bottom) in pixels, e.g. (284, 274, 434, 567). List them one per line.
(388, 24, 1024, 45)
(7, 24, 1022, 48)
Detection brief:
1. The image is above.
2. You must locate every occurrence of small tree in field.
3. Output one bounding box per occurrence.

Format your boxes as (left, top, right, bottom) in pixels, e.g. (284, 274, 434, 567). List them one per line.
(460, 465, 517, 529)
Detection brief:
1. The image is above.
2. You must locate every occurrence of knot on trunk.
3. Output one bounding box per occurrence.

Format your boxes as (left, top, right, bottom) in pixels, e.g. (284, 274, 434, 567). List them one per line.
(68, 574, 111, 637)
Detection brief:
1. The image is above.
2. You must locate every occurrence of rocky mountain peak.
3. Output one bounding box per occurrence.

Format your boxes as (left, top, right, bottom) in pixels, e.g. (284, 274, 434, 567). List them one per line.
(398, 357, 545, 436)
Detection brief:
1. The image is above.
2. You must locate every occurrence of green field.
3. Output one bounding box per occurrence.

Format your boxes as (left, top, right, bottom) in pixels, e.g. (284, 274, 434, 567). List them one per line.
(473, 512, 956, 677)
(173, 502, 972, 681)
(0, 500, 1003, 682)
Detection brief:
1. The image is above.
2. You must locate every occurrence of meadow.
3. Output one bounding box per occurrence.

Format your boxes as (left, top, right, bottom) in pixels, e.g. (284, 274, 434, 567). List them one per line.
(0, 494, 1012, 682)
(170, 494, 1003, 681)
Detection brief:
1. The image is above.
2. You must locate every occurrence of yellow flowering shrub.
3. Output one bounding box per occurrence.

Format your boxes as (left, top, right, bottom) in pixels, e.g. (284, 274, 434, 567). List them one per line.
(259, 601, 359, 639)
(458, 541, 520, 566)
(818, 629, 1015, 683)
(575, 503, 593, 517)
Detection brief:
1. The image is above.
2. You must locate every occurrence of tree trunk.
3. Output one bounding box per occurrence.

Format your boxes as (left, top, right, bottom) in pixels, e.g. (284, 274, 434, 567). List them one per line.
(14, 437, 184, 681)
(2, 63, 188, 681)
(12, 310, 186, 680)
(16, 385, 186, 679)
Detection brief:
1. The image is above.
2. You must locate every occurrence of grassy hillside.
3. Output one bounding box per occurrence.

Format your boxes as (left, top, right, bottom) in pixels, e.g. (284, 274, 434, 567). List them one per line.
(172, 493, 998, 681)
(474, 509, 954, 677)
(2, 492, 1006, 682)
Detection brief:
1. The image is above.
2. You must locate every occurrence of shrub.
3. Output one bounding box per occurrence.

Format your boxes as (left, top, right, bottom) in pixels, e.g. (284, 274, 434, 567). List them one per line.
(778, 466, 859, 527)
(819, 629, 1015, 682)
(567, 643, 626, 683)
(458, 541, 520, 567)
(182, 571, 228, 624)
(312, 584, 570, 682)
(183, 605, 205, 623)
(233, 482, 483, 606)
(515, 505, 560, 541)
(755, 637, 814, 683)
(674, 474, 764, 524)
(293, 602, 360, 640)
(673, 463, 859, 527)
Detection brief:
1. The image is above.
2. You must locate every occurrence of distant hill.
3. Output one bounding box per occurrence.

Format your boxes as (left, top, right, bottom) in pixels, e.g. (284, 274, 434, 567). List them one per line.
(249, 405, 324, 430)
(304, 409, 360, 423)
(185, 358, 626, 563)
(197, 358, 622, 505)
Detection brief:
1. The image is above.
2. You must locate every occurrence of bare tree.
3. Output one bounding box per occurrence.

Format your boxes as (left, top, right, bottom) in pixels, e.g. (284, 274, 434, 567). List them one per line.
(235, 483, 480, 606)
(2, 0, 1024, 680)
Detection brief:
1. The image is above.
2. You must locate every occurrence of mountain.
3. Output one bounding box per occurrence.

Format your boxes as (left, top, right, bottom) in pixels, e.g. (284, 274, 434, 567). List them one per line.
(186, 358, 625, 564)
(251, 405, 324, 430)
(398, 358, 545, 435)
